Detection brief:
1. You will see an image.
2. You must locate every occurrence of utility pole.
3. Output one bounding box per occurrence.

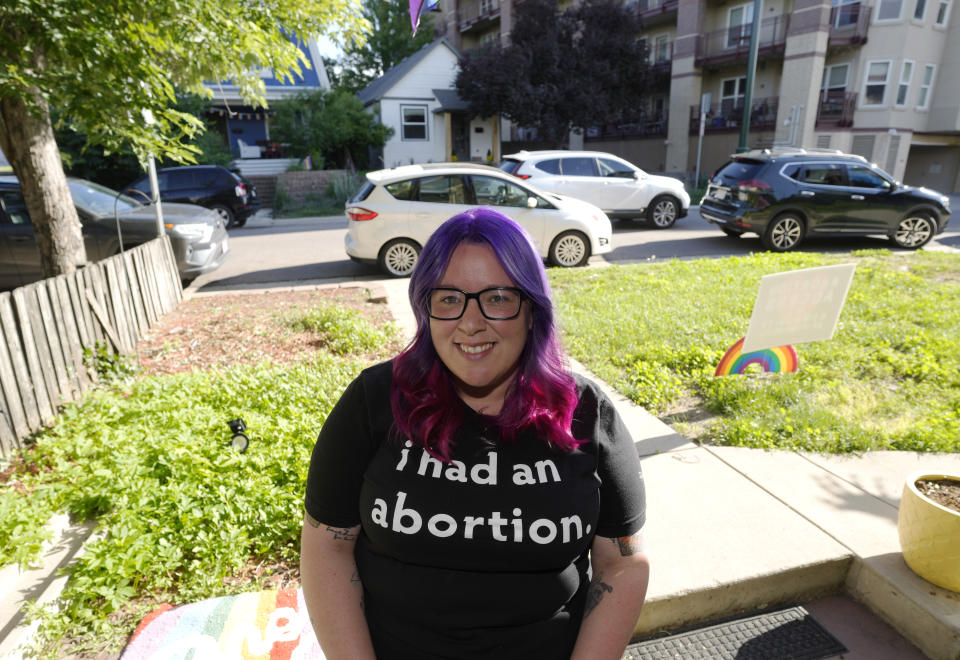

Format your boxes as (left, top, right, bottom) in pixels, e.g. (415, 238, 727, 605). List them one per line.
(737, 0, 764, 153)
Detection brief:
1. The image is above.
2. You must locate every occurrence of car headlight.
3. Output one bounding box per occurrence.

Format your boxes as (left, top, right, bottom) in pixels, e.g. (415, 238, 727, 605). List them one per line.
(942, 195, 950, 211)
(165, 222, 212, 241)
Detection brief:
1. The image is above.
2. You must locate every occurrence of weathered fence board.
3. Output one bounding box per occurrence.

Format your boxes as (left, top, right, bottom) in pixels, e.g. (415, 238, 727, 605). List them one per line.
(0, 292, 41, 430)
(0, 236, 183, 459)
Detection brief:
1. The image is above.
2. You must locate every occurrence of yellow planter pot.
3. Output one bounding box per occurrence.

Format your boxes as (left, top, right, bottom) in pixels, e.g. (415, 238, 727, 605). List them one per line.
(897, 472, 960, 593)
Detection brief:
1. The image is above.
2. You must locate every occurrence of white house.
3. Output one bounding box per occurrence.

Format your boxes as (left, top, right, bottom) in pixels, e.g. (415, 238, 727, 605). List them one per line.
(357, 38, 499, 169)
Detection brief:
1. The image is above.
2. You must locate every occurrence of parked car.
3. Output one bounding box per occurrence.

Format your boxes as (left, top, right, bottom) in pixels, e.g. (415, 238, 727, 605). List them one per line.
(699, 149, 952, 251)
(124, 165, 259, 228)
(0, 176, 228, 289)
(498, 150, 691, 228)
(344, 163, 613, 277)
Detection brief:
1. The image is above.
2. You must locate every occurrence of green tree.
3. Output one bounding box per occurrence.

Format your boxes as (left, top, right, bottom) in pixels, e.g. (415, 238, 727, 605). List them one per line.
(0, 0, 368, 278)
(456, 0, 650, 147)
(55, 95, 234, 190)
(335, 0, 437, 94)
(270, 89, 393, 170)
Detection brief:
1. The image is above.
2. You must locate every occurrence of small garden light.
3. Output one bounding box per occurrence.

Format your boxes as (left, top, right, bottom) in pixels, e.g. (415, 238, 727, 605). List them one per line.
(227, 418, 249, 453)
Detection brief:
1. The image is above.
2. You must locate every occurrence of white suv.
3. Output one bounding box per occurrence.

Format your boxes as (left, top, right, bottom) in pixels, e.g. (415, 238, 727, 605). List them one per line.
(499, 150, 691, 228)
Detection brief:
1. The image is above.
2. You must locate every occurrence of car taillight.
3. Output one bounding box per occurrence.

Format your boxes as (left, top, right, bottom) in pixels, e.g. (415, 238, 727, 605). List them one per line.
(346, 207, 378, 221)
(235, 183, 246, 197)
(517, 174, 531, 180)
(735, 179, 772, 193)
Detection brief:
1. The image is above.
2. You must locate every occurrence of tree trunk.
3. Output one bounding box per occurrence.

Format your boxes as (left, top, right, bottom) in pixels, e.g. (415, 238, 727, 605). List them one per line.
(0, 86, 87, 278)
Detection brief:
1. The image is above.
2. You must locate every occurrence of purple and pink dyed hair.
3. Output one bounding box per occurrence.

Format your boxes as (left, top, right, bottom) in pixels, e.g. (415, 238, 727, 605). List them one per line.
(390, 207, 582, 460)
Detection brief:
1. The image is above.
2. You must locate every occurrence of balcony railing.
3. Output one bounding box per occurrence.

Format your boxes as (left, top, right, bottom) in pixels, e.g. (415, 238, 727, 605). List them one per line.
(828, 4, 871, 47)
(459, 0, 500, 32)
(816, 90, 857, 127)
(695, 16, 789, 67)
(586, 115, 669, 139)
(637, 0, 678, 25)
(689, 96, 779, 134)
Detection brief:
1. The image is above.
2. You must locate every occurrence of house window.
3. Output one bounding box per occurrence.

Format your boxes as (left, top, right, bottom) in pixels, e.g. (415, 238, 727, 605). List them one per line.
(726, 3, 754, 48)
(896, 60, 914, 106)
(876, 0, 903, 20)
(862, 60, 891, 106)
(917, 63, 936, 108)
(638, 36, 649, 61)
(401, 105, 428, 140)
(913, 0, 927, 19)
(935, 0, 951, 24)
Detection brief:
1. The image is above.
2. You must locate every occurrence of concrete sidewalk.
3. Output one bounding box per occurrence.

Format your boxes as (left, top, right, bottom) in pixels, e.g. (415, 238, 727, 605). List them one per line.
(374, 276, 960, 659)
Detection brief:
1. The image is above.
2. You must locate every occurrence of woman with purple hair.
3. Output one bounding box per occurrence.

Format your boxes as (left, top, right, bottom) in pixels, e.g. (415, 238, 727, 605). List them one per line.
(301, 208, 649, 659)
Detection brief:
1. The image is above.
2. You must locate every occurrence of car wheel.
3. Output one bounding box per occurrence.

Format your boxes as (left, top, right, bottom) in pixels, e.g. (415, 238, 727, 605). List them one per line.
(720, 227, 743, 238)
(762, 213, 805, 251)
(378, 239, 421, 277)
(211, 204, 236, 228)
(890, 213, 935, 249)
(646, 196, 680, 229)
(549, 231, 590, 268)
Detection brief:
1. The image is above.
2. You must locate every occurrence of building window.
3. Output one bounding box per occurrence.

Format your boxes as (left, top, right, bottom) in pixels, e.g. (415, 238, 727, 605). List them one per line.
(822, 63, 849, 93)
(917, 63, 936, 108)
(726, 3, 754, 48)
(721, 76, 747, 114)
(833, 0, 862, 27)
(401, 105, 428, 140)
(935, 0, 951, 24)
(862, 60, 891, 106)
(876, 0, 903, 20)
(654, 35, 670, 63)
(896, 60, 914, 106)
(913, 0, 927, 19)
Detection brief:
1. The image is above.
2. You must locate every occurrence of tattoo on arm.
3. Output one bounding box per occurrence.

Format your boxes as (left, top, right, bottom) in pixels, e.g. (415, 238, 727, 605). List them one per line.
(583, 572, 614, 620)
(326, 526, 357, 541)
(611, 532, 641, 556)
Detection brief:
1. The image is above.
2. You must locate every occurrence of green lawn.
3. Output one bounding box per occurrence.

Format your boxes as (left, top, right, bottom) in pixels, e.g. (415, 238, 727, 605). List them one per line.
(550, 249, 960, 453)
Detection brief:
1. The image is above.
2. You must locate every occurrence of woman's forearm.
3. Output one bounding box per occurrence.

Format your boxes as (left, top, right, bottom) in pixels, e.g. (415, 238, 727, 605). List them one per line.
(570, 533, 651, 660)
(300, 514, 376, 660)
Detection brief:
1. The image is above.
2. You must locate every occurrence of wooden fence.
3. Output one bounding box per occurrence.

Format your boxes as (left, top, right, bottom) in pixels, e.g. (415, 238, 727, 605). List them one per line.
(0, 237, 182, 459)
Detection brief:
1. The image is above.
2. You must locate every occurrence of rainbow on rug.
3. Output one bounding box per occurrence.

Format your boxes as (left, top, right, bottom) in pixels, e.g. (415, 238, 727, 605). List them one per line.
(121, 588, 325, 659)
(715, 337, 798, 376)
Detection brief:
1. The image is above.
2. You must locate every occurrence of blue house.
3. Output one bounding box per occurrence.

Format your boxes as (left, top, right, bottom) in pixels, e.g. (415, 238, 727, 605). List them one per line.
(204, 36, 331, 161)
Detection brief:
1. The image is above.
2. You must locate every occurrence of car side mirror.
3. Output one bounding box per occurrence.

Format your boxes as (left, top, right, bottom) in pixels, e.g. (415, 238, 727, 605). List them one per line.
(526, 196, 538, 209)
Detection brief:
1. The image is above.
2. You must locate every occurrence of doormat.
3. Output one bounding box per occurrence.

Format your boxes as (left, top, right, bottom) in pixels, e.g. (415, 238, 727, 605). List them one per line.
(623, 605, 847, 660)
(121, 588, 326, 659)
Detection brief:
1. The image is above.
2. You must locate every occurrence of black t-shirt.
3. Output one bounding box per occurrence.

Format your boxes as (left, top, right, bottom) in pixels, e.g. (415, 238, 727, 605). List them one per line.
(304, 360, 646, 659)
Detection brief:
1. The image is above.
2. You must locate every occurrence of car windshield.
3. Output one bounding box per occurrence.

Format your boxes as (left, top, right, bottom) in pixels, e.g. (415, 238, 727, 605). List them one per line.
(68, 180, 143, 216)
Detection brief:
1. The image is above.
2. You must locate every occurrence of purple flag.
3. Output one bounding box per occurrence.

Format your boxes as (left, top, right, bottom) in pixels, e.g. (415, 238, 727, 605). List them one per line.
(409, 0, 439, 34)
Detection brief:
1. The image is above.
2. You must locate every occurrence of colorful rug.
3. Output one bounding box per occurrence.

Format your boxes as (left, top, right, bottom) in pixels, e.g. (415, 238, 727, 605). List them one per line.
(121, 588, 326, 659)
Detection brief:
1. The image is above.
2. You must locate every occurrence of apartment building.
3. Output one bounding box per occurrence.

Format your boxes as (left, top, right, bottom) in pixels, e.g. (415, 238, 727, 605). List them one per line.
(440, 0, 960, 192)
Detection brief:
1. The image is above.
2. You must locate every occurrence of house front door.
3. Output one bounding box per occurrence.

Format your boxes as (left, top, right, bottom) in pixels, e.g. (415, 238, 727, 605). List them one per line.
(451, 115, 470, 162)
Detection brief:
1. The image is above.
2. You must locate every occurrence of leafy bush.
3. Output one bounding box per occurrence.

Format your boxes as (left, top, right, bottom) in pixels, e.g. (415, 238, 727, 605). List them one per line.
(1, 300, 400, 656)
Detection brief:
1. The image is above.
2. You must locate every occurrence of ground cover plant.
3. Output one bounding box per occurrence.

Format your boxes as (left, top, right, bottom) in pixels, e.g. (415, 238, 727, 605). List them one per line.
(550, 250, 960, 453)
(0, 288, 401, 658)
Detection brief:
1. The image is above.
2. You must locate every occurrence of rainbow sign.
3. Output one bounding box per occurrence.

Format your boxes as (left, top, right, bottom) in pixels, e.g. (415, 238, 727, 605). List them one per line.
(121, 588, 326, 659)
(715, 337, 798, 376)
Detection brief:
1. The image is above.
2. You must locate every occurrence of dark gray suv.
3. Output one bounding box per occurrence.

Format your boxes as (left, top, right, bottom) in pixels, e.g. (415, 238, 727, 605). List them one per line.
(700, 149, 951, 251)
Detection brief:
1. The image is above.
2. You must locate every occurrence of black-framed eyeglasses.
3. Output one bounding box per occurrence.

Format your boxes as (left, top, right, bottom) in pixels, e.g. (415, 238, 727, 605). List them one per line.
(427, 287, 526, 320)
